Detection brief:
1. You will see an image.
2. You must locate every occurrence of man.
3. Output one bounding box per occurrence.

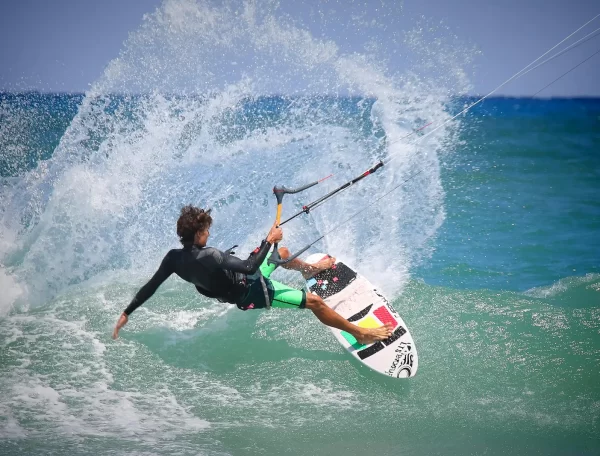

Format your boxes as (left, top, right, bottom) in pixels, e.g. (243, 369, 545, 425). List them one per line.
(112, 205, 393, 344)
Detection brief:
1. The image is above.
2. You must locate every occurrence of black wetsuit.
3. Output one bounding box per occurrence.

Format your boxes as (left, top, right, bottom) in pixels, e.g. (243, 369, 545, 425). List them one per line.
(123, 240, 272, 316)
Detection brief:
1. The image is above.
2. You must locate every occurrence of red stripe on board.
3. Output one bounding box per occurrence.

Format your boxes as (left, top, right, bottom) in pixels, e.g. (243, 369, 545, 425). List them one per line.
(373, 306, 397, 328)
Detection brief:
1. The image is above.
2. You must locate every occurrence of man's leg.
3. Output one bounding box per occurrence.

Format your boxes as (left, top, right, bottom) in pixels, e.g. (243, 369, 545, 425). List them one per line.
(269, 279, 393, 344)
(277, 247, 336, 279)
(304, 292, 393, 345)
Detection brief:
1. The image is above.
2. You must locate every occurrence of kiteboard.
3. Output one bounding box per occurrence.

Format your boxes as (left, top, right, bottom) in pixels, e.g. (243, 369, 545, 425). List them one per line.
(304, 253, 418, 378)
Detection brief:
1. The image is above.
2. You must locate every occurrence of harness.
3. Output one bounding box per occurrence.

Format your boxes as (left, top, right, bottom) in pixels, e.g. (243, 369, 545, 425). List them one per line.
(227, 243, 271, 308)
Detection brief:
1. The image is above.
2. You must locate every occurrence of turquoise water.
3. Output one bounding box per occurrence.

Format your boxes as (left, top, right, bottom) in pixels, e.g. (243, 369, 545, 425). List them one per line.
(1, 1, 599, 455)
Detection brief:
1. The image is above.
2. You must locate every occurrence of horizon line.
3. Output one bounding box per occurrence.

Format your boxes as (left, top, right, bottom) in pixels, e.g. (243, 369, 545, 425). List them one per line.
(1, 90, 600, 100)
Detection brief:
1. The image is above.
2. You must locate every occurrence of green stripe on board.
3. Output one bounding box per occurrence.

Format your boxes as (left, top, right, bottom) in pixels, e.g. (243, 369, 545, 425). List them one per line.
(341, 331, 366, 350)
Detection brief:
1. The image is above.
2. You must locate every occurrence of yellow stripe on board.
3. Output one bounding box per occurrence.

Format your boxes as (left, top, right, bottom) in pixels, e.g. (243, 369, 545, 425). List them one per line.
(357, 316, 380, 329)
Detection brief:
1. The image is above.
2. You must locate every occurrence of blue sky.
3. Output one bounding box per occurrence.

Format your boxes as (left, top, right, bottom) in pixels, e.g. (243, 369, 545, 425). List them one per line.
(1, 0, 598, 96)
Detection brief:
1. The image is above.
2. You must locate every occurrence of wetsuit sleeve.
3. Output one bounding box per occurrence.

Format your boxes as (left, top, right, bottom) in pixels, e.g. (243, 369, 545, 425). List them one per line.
(123, 252, 175, 316)
(217, 240, 272, 274)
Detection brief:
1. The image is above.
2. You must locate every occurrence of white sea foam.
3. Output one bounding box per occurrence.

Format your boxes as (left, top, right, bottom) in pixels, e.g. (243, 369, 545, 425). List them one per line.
(0, 266, 26, 316)
(0, 293, 212, 442)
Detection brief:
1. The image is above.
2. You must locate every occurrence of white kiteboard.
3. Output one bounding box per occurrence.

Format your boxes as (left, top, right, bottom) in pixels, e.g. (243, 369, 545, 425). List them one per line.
(304, 253, 418, 378)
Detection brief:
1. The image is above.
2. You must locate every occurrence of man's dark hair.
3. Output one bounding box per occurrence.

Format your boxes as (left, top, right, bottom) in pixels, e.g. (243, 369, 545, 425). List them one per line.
(177, 205, 212, 245)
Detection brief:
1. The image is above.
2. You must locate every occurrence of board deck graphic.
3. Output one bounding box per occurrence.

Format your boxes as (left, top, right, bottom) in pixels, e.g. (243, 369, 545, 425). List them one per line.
(304, 253, 418, 378)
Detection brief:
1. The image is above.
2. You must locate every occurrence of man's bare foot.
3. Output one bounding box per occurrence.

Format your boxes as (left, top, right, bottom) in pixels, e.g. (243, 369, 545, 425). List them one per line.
(354, 323, 394, 345)
(302, 256, 337, 279)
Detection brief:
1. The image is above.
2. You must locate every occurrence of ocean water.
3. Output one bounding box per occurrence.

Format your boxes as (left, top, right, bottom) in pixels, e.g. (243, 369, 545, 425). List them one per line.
(1, 1, 599, 455)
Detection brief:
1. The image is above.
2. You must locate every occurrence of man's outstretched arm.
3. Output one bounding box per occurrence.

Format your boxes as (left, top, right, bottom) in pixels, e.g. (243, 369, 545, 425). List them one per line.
(112, 252, 174, 339)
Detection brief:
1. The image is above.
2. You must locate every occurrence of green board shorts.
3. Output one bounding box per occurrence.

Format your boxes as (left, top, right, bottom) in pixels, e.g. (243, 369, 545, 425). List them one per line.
(237, 255, 307, 311)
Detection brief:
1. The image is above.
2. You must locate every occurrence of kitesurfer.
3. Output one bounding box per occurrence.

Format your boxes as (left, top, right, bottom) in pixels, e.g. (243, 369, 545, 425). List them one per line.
(112, 205, 393, 343)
